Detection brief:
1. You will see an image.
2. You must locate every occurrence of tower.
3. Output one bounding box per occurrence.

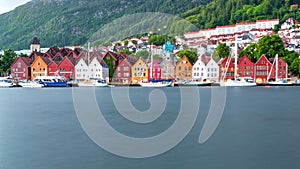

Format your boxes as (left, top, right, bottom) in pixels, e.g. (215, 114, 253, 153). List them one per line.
(30, 37, 40, 52)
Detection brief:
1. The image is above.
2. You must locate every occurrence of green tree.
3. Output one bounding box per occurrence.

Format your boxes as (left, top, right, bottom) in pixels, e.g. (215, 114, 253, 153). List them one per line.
(239, 43, 258, 62)
(215, 43, 230, 59)
(289, 58, 300, 76)
(135, 49, 150, 59)
(118, 48, 132, 55)
(177, 49, 197, 64)
(124, 40, 129, 46)
(255, 35, 285, 60)
(0, 49, 17, 75)
(132, 40, 137, 45)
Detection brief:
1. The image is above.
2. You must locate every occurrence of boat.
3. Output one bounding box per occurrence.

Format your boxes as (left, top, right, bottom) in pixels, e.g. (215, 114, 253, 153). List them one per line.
(266, 54, 292, 86)
(34, 76, 68, 87)
(220, 35, 257, 87)
(78, 78, 109, 87)
(19, 81, 44, 88)
(139, 45, 173, 88)
(185, 79, 212, 86)
(139, 80, 173, 88)
(0, 76, 13, 88)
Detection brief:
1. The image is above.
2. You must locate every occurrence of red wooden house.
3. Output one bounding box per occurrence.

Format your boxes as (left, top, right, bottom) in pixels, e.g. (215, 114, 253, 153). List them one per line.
(268, 57, 288, 80)
(148, 60, 162, 80)
(10, 57, 30, 80)
(219, 57, 235, 81)
(57, 56, 76, 80)
(238, 55, 255, 78)
(48, 61, 58, 76)
(255, 55, 274, 84)
(115, 56, 137, 84)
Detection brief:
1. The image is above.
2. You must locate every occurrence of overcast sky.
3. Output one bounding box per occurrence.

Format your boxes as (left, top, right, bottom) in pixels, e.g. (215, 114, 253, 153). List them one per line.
(0, 0, 31, 14)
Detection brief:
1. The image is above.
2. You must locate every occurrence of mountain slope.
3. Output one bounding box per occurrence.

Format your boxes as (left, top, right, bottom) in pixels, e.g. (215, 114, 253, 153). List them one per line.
(0, 0, 209, 50)
(181, 0, 300, 29)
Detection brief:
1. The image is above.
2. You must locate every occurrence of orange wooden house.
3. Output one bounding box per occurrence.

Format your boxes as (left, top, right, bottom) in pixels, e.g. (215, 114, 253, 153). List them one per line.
(30, 56, 52, 80)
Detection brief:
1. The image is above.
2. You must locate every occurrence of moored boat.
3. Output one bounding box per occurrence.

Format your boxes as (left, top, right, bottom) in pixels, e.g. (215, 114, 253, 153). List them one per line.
(19, 81, 44, 88)
(0, 77, 13, 88)
(78, 78, 109, 87)
(34, 76, 67, 87)
(139, 80, 173, 88)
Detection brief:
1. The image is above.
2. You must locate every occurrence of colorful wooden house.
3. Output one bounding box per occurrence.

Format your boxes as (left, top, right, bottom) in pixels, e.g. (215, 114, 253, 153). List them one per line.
(268, 57, 288, 80)
(30, 56, 52, 80)
(238, 55, 255, 78)
(131, 57, 148, 84)
(75, 56, 89, 81)
(192, 57, 208, 80)
(160, 60, 175, 80)
(206, 58, 219, 82)
(175, 55, 193, 83)
(10, 57, 30, 80)
(115, 56, 137, 84)
(148, 60, 162, 80)
(89, 55, 109, 80)
(57, 56, 76, 80)
(219, 57, 235, 81)
(255, 55, 274, 84)
(48, 61, 58, 77)
(103, 51, 118, 79)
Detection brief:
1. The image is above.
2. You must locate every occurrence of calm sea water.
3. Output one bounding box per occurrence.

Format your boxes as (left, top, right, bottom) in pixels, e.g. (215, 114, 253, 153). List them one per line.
(0, 87, 300, 169)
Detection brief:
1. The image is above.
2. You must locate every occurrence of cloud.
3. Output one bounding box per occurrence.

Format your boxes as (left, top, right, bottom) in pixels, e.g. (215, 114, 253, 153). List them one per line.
(0, 0, 31, 14)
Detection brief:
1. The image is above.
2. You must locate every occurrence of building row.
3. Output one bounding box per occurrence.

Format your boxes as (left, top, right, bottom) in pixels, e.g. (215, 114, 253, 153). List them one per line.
(10, 45, 288, 84)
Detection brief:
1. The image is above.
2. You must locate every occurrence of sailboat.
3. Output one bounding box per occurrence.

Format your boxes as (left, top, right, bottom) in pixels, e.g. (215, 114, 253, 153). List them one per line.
(219, 35, 257, 87)
(139, 48, 172, 88)
(266, 54, 292, 86)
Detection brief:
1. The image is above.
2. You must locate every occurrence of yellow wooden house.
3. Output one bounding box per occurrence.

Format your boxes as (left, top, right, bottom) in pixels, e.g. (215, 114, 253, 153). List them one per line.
(131, 57, 148, 84)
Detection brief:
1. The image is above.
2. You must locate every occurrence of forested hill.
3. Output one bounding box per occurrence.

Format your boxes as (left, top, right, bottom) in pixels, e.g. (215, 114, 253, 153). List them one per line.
(0, 0, 209, 50)
(1, 0, 300, 50)
(181, 0, 300, 29)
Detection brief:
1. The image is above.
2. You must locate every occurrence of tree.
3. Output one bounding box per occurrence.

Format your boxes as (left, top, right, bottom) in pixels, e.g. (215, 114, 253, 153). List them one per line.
(255, 35, 285, 60)
(135, 49, 150, 59)
(289, 58, 300, 76)
(118, 48, 132, 55)
(239, 43, 258, 62)
(0, 49, 17, 75)
(132, 40, 137, 45)
(215, 43, 230, 59)
(148, 34, 168, 46)
(124, 40, 129, 46)
(177, 49, 197, 64)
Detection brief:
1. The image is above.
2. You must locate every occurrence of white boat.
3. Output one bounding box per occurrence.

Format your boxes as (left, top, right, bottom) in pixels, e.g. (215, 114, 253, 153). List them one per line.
(139, 81, 172, 88)
(34, 76, 68, 87)
(0, 77, 13, 88)
(185, 80, 212, 86)
(78, 79, 109, 87)
(220, 78, 257, 87)
(220, 35, 256, 87)
(266, 54, 292, 86)
(19, 81, 44, 88)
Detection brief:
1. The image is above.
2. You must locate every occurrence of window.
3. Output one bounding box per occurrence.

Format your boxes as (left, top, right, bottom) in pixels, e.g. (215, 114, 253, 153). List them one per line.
(38, 62, 41, 66)
(17, 62, 21, 68)
(118, 67, 120, 71)
(124, 67, 129, 71)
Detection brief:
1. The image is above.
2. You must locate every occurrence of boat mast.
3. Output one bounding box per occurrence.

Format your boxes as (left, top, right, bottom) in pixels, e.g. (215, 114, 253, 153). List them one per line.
(150, 44, 153, 81)
(234, 34, 238, 81)
(87, 42, 90, 80)
(275, 54, 278, 81)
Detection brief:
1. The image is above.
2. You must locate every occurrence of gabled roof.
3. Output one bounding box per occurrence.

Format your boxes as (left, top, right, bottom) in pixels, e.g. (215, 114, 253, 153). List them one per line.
(255, 55, 272, 65)
(46, 46, 60, 58)
(200, 54, 211, 65)
(11, 57, 29, 68)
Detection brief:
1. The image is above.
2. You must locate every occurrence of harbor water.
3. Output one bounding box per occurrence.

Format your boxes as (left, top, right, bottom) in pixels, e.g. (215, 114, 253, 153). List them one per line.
(0, 87, 300, 169)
